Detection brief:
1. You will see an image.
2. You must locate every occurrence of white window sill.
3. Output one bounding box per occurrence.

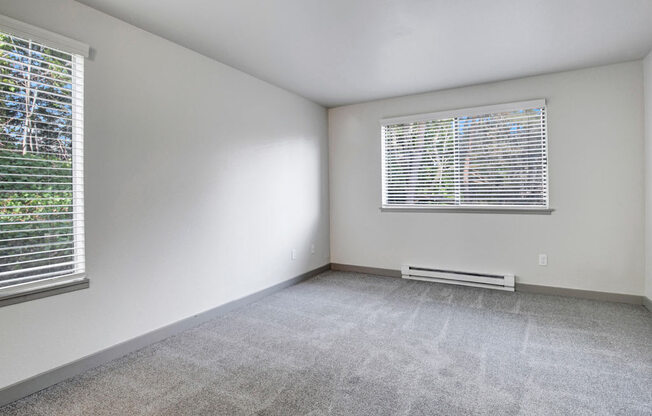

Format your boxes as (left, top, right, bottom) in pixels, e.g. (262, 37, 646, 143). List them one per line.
(380, 206, 554, 214)
(0, 274, 89, 308)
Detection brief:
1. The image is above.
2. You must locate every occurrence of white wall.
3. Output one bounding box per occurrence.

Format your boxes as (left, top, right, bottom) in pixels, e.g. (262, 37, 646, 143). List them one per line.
(0, 0, 329, 389)
(330, 61, 644, 296)
(645, 51, 652, 301)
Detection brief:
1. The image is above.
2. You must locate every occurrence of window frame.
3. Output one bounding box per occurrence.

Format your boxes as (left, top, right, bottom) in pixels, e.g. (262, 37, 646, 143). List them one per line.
(0, 15, 90, 307)
(380, 99, 552, 214)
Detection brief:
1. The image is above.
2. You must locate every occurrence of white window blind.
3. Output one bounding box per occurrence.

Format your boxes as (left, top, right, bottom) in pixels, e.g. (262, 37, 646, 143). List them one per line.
(0, 29, 85, 292)
(381, 100, 548, 209)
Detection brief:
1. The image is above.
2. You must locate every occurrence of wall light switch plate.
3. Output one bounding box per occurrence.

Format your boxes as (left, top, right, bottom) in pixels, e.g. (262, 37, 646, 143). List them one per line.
(291, 249, 297, 260)
(310, 244, 315, 254)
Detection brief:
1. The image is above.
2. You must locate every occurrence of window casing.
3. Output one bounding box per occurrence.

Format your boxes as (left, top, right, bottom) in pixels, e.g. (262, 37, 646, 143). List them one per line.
(381, 100, 549, 211)
(0, 16, 88, 306)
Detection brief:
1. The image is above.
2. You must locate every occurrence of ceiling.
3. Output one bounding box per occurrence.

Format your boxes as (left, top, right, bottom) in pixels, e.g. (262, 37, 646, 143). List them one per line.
(77, 0, 652, 107)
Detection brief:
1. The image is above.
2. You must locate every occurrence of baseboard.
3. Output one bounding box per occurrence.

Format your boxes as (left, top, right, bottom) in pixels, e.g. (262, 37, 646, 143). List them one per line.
(517, 283, 642, 305)
(0, 264, 330, 408)
(643, 296, 652, 312)
(329, 263, 647, 307)
(330, 263, 401, 278)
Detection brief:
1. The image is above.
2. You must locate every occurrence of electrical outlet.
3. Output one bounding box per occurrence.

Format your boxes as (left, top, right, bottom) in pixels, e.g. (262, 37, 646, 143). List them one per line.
(310, 244, 315, 255)
(538, 254, 548, 266)
(291, 249, 297, 260)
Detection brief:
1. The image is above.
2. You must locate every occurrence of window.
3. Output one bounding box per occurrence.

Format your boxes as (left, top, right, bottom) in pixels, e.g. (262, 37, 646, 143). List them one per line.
(0, 16, 89, 306)
(381, 100, 549, 210)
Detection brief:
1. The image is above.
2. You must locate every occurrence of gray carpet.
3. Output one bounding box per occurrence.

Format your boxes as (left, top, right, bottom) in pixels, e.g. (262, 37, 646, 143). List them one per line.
(1, 271, 651, 415)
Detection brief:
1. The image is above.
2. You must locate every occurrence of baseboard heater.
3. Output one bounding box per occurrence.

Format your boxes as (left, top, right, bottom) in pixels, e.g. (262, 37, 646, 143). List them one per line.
(401, 265, 515, 292)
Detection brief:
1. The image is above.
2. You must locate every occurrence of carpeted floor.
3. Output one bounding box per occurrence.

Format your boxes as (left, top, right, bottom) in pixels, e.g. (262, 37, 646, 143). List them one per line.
(1, 271, 651, 415)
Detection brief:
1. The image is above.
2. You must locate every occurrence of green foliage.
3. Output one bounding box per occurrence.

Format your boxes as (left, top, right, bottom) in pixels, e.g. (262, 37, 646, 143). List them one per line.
(0, 150, 74, 278)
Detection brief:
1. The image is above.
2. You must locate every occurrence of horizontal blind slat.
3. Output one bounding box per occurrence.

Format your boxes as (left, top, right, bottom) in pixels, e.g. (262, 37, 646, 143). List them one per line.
(384, 160, 546, 171)
(0, 154, 75, 165)
(0, 225, 78, 235)
(0, 49, 73, 72)
(0, 260, 83, 278)
(386, 117, 545, 134)
(0, 269, 83, 288)
(0, 62, 73, 86)
(386, 131, 546, 148)
(0, 232, 83, 244)
(385, 112, 544, 131)
(1, 253, 77, 268)
(386, 122, 544, 138)
(1, 37, 74, 62)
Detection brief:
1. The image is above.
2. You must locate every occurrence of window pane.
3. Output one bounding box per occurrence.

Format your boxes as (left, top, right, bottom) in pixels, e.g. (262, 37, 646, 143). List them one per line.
(384, 119, 455, 206)
(382, 103, 548, 209)
(0, 32, 84, 288)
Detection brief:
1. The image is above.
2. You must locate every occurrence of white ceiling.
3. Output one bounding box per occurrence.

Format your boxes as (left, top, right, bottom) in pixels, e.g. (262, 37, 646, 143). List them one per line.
(77, 0, 652, 107)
